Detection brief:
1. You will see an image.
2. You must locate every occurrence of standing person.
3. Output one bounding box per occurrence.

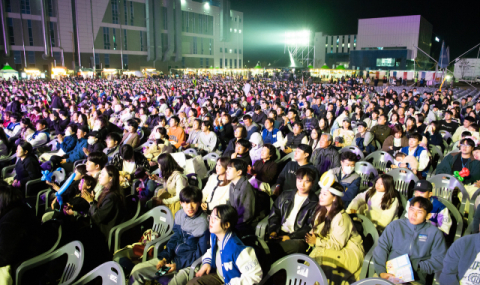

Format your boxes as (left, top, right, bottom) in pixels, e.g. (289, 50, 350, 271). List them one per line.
(306, 182, 364, 284)
(188, 205, 263, 285)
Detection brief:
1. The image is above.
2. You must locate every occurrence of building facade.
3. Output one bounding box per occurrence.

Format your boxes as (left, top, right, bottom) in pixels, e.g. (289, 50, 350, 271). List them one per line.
(0, 0, 243, 74)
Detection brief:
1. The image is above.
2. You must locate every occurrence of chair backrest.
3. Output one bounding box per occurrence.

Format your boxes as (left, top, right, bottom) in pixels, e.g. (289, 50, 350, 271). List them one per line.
(429, 145, 444, 169)
(468, 188, 480, 225)
(187, 173, 203, 189)
(349, 214, 379, 279)
(351, 277, 395, 285)
(203, 152, 219, 170)
(16, 241, 84, 285)
(437, 197, 464, 243)
(440, 130, 453, 141)
(183, 148, 198, 157)
(72, 261, 125, 285)
(258, 253, 328, 285)
(363, 151, 394, 172)
(339, 146, 365, 160)
(386, 168, 419, 197)
(428, 174, 469, 214)
(355, 161, 378, 191)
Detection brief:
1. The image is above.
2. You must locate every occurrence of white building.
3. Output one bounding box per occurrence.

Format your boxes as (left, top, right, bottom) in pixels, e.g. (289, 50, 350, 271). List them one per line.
(454, 58, 480, 80)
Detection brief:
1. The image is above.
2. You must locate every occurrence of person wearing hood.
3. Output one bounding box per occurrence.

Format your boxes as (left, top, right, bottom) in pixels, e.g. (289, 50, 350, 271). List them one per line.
(326, 151, 361, 208)
(249, 132, 264, 165)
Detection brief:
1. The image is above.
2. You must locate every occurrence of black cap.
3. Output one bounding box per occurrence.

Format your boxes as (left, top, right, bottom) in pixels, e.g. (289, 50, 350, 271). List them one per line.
(87, 131, 99, 138)
(357, 121, 367, 128)
(412, 180, 433, 193)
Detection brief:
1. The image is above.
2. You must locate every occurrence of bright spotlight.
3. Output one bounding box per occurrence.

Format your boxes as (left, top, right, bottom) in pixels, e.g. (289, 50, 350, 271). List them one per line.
(435, 37, 440, 42)
(284, 30, 311, 46)
(204, 2, 210, 8)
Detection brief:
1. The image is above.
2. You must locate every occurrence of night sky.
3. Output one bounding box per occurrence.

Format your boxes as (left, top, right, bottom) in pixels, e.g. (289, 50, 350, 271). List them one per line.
(231, 0, 480, 68)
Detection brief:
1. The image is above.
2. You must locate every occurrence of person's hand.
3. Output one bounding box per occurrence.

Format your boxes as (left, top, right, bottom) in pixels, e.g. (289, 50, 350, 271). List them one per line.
(196, 264, 211, 277)
(61, 159, 67, 164)
(281, 236, 290, 242)
(125, 174, 131, 181)
(273, 185, 281, 196)
(166, 263, 176, 274)
(201, 202, 208, 211)
(350, 209, 357, 214)
(390, 165, 398, 169)
(269, 232, 278, 239)
(389, 146, 393, 150)
(305, 232, 316, 245)
(474, 180, 480, 188)
(81, 188, 94, 203)
(231, 153, 238, 159)
(380, 273, 395, 280)
(156, 258, 166, 270)
(57, 134, 64, 142)
(284, 147, 292, 154)
(247, 165, 252, 175)
(82, 147, 89, 155)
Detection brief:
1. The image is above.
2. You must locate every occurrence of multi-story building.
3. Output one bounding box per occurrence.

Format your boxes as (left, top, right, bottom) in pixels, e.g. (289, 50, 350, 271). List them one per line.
(0, 0, 243, 74)
(314, 32, 357, 68)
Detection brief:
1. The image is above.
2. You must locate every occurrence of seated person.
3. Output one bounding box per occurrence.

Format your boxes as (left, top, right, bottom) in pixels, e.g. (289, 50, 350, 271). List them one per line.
(134, 167, 158, 202)
(26, 119, 50, 148)
(109, 144, 150, 189)
(83, 131, 105, 157)
(182, 119, 202, 149)
(354, 121, 376, 155)
(3, 113, 22, 139)
(268, 168, 318, 261)
(167, 116, 186, 150)
(11, 141, 42, 189)
(326, 151, 361, 207)
(250, 144, 278, 185)
(440, 222, 480, 284)
(223, 125, 247, 158)
(436, 138, 480, 187)
(39, 124, 78, 162)
(280, 122, 308, 153)
(311, 134, 341, 175)
(121, 119, 140, 149)
(231, 138, 252, 166)
(306, 182, 364, 284)
(201, 157, 231, 214)
(249, 132, 264, 165)
(45, 125, 89, 172)
(401, 132, 430, 178)
(104, 132, 121, 160)
(261, 118, 284, 148)
(274, 144, 319, 196)
(332, 117, 355, 148)
(347, 174, 400, 232)
(194, 121, 218, 154)
(189, 204, 263, 285)
(242, 114, 259, 140)
(129, 186, 209, 285)
(404, 180, 452, 236)
(226, 159, 257, 238)
(143, 128, 173, 162)
(373, 196, 447, 284)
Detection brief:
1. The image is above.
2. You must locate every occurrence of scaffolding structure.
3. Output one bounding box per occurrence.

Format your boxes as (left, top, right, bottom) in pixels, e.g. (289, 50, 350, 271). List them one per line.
(284, 31, 315, 68)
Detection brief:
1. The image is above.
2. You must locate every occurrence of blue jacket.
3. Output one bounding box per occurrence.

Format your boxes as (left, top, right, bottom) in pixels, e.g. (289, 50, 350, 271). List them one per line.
(58, 135, 77, 153)
(401, 145, 428, 177)
(330, 166, 361, 208)
(158, 209, 209, 270)
(439, 233, 480, 285)
(202, 232, 262, 285)
(262, 128, 280, 145)
(66, 138, 88, 163)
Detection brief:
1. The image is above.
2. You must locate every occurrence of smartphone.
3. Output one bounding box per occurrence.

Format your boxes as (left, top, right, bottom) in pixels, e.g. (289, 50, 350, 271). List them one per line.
(155, 266, 170, 276)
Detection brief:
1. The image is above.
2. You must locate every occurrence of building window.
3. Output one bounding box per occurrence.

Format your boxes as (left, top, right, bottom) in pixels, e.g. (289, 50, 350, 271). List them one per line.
(47, 0, 55, 16)
(200, 38, 203, 54)
(53, 51, 61, 65)
(28, 51, 35, 66)
(21, 0, 31, 14)
(123, 54, 128, 69)
(234, 59, 237, 68)
(220, 58, 222, 68)
(6, 0, 11, 12)
(49, 22, 56, 47)
(104, 54, 110, 67)
(27, 20, 33, 46)
(123, 29, 127, 50)
(209, 39, 212, 55)
(230, 59, 232, 68)
(140, 31, 144, 51)
(129, 2, 134, 25)
(7, 18, 14, 45)
(103, 27, 110, 49)
(182, 57, 185, 68)
(239, 59, 241, 68)
(112, 28, 117, 50)
(200, 58, 203, 67)
(94, 53, 99, 67)
(206, 58, 209, 67)
(111, 0, 119, 24)
(239, 18, 242, 23)
(193, 37, 197, 54)
(239, 49, 242, 54)
(229, 49, 232, 53)
(163, 7, 167, 29)
(123, 0, 128, 25)
(14, 51, 22, 64)
(220, 47, 222, 53)
(376, 58, 395, 67)
(234, 49, 237, 54)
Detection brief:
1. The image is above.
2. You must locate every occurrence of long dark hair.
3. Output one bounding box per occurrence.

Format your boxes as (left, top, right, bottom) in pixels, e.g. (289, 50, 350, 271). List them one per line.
(98, 165, 123, 205)
(217, 157, 231, 187)
(0, 128, 9, 153)
(212, 204, 238, 233)
(312, 182, 345, 237)
(157, 153, 184, 179)
(366, 174, 399, 210)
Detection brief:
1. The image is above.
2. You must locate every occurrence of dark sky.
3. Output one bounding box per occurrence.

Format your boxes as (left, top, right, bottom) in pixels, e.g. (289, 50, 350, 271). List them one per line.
(231, 0, 480, 67)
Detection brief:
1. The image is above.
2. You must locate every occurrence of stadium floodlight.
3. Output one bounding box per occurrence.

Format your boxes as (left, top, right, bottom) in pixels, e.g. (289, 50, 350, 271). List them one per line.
(284, 30, 311, 47)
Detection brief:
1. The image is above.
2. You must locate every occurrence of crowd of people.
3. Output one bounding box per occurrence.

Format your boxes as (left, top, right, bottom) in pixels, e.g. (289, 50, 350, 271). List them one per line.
(0, 75, 479, 285)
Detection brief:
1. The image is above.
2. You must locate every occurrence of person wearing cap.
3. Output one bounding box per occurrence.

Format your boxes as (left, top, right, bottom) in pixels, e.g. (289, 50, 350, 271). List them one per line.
(306, 181, 364, 284)
(404, 180, 452, 235)
(374, 196, 447, 284)
(453, 116, 476, 143)
(354, 121, 376, 155)
(332, 117, 355, 149)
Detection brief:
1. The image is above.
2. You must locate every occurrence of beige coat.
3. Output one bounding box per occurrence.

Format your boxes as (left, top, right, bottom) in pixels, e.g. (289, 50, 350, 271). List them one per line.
(309, 210, 364, 285)
(156, 170, 188, 216)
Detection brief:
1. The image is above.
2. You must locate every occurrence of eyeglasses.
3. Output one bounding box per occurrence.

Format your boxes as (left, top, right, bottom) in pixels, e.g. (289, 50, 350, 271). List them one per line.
(460, 144, 473, 148)
(207, 215, 219, 222)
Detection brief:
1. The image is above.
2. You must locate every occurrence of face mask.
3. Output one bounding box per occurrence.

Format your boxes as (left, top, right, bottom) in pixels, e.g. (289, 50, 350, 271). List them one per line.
(114, 106, 122, 113)
(65, 130, 72, 136)
(87, 138, 96, 145)
(343, 165, 355, 175)
(155, 133, 161, 139)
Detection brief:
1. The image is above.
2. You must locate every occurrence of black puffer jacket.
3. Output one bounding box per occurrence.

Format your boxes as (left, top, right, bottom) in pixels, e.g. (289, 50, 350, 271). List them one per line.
(267, 189, 319, 239)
